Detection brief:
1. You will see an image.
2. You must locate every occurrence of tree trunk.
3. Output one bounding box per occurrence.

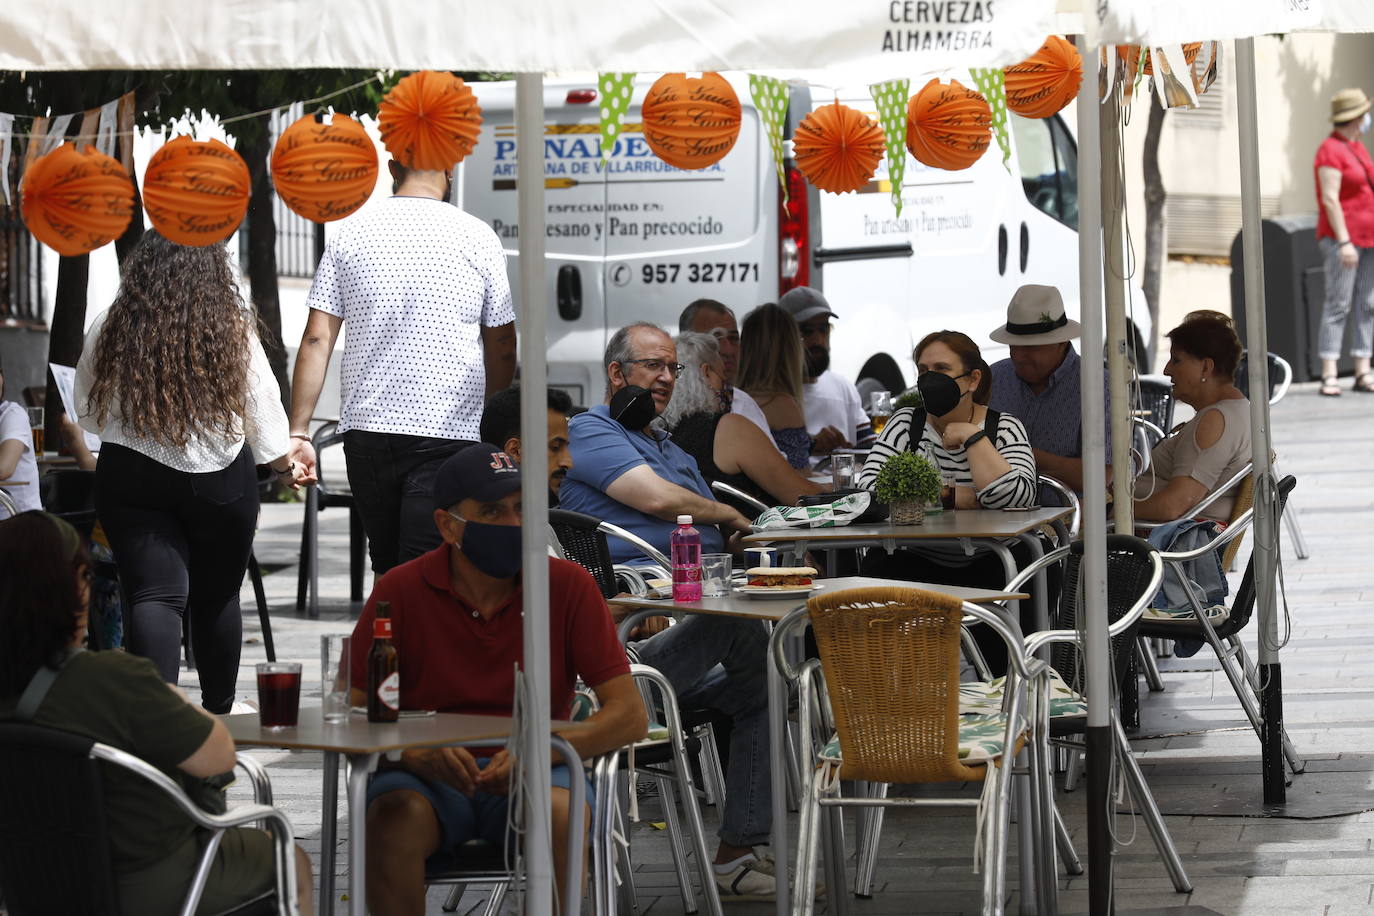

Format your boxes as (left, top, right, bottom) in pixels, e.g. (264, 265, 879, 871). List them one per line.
(1141, 101, 1168, 361)
(240, 111, 290, 409)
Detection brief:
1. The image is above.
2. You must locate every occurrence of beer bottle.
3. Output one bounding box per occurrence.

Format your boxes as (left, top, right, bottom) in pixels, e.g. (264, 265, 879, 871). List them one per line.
(367, 601, 400, 722)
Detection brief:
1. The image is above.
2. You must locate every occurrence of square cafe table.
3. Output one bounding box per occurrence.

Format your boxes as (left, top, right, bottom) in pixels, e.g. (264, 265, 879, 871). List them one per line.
(224, 710, 587, 916)
(609, 575, 1027, 916)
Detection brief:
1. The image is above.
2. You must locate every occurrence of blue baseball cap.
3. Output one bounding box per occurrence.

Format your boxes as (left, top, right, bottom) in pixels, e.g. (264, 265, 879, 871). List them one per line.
(432, 443, 522, 510)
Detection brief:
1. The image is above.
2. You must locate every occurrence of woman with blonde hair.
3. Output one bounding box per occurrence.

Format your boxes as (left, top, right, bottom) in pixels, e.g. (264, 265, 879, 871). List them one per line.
(662, 332, 824, 507)
(77, 231, 295, 713)
(736, 303, 811, 468)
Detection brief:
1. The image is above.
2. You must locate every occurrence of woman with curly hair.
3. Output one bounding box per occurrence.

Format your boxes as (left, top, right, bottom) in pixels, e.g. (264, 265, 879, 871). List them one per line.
(76, 231, 294, 712)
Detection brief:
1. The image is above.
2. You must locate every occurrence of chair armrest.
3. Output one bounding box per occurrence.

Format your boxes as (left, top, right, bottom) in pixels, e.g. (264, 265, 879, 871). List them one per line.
(1155, 507, 1254, 562)
(711, 480, 771, 516)
(597, 521, 672, 571)
(0, 488, 18, 517)
(612, 564, 651, 597)
(234, 751, 273, 805)
(769, 605, 812, 682)
(1002, 544, 1071, 596)
(1135, 463, 1253, 531)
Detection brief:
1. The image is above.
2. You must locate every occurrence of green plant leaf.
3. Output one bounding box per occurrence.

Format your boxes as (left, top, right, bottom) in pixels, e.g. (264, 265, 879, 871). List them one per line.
(872, 450, 942, 504)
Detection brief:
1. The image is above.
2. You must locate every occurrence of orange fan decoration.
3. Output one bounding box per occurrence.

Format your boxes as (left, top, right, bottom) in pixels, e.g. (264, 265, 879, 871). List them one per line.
(1005, 35, 1084, 119)
(1128, 42, 1204, 76)
(905, 79, 992, 172)
(142, 137, 251, 247)
(792, 102, 886, 195)
(271, 114, 379, 223)
(641, 72, 742, 171)
(377, 70, 482, 171)
(20, 144, 135, 257)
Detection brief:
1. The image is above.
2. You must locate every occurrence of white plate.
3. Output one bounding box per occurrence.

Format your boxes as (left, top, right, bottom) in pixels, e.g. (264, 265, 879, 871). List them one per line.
(734, 584, 824, 600)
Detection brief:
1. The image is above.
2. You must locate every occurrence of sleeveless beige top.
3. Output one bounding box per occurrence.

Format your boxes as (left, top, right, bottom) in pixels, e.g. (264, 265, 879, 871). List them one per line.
(1134, 397, 1252, 522)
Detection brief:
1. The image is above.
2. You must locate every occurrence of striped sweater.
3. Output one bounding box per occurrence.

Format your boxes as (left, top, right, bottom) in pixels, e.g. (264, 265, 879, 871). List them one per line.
(857, 407, 1038, 509)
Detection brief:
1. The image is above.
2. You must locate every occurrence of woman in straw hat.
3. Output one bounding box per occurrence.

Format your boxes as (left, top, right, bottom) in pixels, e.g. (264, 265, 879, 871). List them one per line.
(1314, 87, 1374, 396)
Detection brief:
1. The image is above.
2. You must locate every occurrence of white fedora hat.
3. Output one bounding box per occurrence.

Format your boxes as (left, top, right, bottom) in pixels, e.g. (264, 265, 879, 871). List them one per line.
(989, 284, 1081, 346)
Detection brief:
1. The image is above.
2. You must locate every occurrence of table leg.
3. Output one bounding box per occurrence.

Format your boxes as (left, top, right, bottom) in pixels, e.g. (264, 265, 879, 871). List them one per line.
(768, 631, 791, 916)
(347, 752, 380, 916)
(321, 752, 339, 915)
(987, 542, 1021, 625)
(1017, 533, 1049, 634)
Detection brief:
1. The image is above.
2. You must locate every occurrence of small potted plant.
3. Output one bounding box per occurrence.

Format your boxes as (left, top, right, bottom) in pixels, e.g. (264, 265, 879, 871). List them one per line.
(872, 450, 942, 525)
(893, 388, 923, 411)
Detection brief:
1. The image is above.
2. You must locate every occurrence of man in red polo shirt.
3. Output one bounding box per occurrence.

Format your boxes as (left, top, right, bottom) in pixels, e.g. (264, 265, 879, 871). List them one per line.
(348, 443, 646, 916)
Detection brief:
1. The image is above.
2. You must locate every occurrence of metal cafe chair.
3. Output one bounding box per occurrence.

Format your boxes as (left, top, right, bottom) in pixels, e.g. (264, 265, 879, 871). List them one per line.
(296, 421, 367, 617)
(0, 723, 298, 916)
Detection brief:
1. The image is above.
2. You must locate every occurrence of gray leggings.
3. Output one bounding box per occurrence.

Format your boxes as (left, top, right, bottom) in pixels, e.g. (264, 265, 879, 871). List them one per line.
(1318, 236, 1374, 360)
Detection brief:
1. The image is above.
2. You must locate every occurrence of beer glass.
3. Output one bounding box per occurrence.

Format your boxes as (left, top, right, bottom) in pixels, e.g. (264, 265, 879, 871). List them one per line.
(868, 391, 893, 435)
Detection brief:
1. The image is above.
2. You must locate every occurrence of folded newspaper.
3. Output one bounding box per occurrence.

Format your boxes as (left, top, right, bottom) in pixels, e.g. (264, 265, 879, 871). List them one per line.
(752, 491, 871, 531)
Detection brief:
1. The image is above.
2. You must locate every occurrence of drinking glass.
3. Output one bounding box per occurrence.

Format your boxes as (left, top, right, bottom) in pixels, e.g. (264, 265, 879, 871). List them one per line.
(321, 635, 351, 724)
(256, 662, 302, 729)
(830, 453, 856, 491)
(868, 391, 893, 435)
(26, 406, 43, 454)
(940, 473, 958, 510)
(701, 553, 733, 597)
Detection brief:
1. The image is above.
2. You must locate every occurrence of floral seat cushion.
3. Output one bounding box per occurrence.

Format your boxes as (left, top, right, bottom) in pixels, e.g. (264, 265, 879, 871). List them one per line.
(1142, 604, 1229, 626)
(959, 669, 1087, 719)
(819, 712, 1027, 766)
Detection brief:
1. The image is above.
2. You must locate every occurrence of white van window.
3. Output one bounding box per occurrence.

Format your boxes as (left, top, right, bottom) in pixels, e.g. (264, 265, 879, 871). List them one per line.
(1009, 115, 1078, 229)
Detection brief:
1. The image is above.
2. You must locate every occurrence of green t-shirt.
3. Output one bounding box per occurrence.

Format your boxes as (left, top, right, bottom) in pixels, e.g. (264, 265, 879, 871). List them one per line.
(0, 651, 215, 872)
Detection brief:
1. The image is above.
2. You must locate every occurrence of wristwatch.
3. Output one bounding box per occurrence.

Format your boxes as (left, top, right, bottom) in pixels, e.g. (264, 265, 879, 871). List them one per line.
(961, 430, 988, 451)
(273, 461, 295, 478)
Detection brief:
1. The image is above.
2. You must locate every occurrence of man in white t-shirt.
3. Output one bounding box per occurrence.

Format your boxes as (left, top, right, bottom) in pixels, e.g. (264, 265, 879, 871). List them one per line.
(677, 299, 779, 452)
(777, 287, 874, 459)
(287, 160, 517, 574)
(0, 358, 41, 516)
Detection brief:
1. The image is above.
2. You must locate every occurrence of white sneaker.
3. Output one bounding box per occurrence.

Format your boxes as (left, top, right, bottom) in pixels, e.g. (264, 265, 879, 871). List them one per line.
(747, 852, 826, 898)
(714, 855, 776, 901)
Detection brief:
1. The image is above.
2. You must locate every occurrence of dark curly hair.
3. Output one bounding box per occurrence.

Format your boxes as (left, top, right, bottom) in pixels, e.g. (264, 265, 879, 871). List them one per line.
(0, 512, 91, 696)
(84, 230, 254, 449)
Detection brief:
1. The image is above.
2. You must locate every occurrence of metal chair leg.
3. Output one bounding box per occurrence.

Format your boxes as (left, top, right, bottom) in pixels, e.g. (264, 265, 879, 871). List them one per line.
(821, 800, 849, 916)
(295, 488, 315, 614)
(1113, 715, 1191, 892)
(349, 504, 367, 601)
(1062, 748, 1083, 792)
(247, 552, 275, 663)
(1283, 498, 1311, 559)
(695, 724, 726, 807)
(441, 885, 464, 912)
(479, 885, 507, 916)
(1136, 638, 1165, 692)
(853, 781, 888, 897)
(1053, 803, 1083, 876)
(655, 775, 699, 915)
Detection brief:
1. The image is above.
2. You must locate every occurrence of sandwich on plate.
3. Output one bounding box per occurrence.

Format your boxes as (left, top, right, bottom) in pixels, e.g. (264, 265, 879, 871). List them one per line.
(745, 566, 818, 589)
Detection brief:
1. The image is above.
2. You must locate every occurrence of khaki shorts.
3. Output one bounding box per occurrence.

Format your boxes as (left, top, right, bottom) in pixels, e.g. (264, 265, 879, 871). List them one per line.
(119, 827, 276, 916)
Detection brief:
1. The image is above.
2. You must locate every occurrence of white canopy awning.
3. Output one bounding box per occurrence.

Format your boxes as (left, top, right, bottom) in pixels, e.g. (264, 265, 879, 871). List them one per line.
(1094, 0, 1374, 46)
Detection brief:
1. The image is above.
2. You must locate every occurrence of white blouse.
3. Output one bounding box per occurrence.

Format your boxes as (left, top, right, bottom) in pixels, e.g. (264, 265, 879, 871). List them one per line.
(75, 309, 290, 473)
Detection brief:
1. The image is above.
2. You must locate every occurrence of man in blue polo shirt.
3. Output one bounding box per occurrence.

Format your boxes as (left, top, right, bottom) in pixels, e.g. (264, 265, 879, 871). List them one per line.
(561, 322, 780, 900)
(988, 285, 1113, 499)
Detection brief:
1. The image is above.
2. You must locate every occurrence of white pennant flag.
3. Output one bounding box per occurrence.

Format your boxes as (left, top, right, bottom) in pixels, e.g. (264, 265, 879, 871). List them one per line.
(41, 113, 75, 154)
(95, 98, 120, 158)
(0, 114, 12, 205)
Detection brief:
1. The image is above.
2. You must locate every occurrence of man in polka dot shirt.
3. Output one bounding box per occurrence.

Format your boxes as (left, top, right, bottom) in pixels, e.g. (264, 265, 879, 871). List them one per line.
(287, 159, 517, 575)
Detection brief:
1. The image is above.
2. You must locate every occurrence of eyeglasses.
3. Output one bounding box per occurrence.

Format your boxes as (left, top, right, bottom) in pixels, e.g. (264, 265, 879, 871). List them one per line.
(621, 358, 685, 378)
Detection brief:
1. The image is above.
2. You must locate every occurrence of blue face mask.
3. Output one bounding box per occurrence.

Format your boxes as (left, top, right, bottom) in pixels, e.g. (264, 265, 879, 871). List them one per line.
(449, 512, 523, 579)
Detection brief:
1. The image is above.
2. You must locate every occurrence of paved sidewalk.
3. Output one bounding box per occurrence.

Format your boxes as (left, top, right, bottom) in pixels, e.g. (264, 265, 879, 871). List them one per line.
(200, 381, 1374, 915)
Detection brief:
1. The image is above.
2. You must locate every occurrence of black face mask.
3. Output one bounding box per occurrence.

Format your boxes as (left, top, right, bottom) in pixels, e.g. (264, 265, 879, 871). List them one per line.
(805, 346, 830, 378)
(611, 385, 657, 430)
(916, 371, 970, 417)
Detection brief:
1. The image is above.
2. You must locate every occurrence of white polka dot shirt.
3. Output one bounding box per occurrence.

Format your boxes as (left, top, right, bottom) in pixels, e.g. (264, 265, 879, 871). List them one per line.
(306, 197, 516, 440)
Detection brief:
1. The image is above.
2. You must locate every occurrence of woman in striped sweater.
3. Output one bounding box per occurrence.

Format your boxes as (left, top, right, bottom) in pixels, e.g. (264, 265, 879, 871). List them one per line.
(858, 330, 1038, 671)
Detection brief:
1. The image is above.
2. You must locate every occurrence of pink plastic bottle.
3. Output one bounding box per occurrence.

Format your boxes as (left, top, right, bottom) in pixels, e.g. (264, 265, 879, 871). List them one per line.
(670, 514, 703, 602)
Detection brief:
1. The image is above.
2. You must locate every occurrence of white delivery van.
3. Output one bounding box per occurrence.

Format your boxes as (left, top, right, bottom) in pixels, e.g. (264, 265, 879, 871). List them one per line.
(458, 76, 1149, 406)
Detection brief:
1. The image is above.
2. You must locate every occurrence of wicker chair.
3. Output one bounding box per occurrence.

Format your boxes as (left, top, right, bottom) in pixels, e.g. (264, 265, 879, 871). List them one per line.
(775, 587, 1042, 916)
(1141, 475, 1304, 776)
(1135, 375, 1176, 435)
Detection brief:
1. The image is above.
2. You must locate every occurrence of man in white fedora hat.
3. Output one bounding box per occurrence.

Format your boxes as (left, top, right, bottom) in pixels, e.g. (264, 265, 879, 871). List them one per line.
(988, 284, 1111, 495)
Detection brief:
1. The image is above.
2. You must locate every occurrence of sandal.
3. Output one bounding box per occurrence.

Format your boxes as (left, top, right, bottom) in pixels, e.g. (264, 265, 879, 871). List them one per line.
(1321, 376, 1342, 396)
(1355, 372, 1374, 393)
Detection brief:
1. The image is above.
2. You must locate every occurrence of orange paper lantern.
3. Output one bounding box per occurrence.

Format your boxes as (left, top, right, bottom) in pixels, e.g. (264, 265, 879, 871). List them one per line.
(1005, 35, 1084, 119)
(641, 72, 742, 171)
(142, 137, 251, 247)
(792, 102, 886, 195)
(20, 143, 135, 257)
(377, 71, 482, 171)
(905, 79, 992, 172)
(271, 114, 379, 223)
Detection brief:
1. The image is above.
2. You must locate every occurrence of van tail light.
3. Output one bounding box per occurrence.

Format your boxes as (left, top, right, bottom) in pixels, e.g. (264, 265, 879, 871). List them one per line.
(778, 163, 810, 292)
(566, 89, 597, 104)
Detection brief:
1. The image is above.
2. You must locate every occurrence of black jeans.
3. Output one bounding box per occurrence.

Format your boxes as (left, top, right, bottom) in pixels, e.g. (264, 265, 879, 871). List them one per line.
(342, 431, 472, 575)
(95, 443, 258, 712)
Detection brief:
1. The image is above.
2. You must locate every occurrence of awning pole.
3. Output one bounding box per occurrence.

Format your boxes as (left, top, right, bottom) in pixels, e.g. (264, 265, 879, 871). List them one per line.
(1234, 37, 1287, 805)
(1076, 36, 1116, 916)
(516, 71, 557, 912)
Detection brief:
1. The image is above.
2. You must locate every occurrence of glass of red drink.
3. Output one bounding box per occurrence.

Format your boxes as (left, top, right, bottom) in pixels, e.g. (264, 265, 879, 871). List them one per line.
(256, 662, 302, 729)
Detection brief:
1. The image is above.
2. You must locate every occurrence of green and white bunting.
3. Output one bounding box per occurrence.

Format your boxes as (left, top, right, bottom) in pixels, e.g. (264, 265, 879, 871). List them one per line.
(749, 74, 790, 204)
(970, 68, 1011, 173)
(597, 72, 636, 164)
(868, 78, 910, 216)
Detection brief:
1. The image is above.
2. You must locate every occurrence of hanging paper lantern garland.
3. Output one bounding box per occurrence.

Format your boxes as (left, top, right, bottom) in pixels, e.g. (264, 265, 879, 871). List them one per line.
(750, 74, 792, 203)
(378, 70, 482, 171)
(270, 114, 378, 223)
(598, 72, 637, 164)
(869, 78, 910, 215)
(1004, 35, 1083, 119)
(906, 79, 992, 172)
(142, 137, 251, 247)
(20, 143, 134, 257)
(792, 102, 886, 195)
(641, 72, 741, 171)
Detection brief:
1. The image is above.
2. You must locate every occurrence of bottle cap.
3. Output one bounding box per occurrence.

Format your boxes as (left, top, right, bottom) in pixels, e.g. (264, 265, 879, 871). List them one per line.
(677, 515, 692, 525)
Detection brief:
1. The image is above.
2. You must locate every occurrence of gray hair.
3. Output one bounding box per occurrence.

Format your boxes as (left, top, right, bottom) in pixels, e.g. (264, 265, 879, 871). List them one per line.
(603, 322, 668, 397)
(660, 332, 725, 430)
